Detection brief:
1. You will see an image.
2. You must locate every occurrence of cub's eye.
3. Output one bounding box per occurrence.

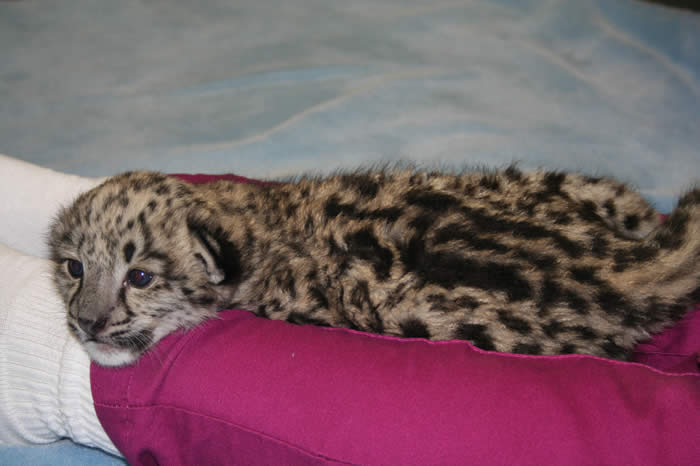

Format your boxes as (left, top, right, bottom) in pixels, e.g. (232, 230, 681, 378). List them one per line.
(127, 269, 153, 288)
(66, 259, 83, 278)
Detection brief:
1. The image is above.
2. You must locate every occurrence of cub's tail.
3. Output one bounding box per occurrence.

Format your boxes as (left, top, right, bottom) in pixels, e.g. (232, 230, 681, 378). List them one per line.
(607, 188, 700, 331)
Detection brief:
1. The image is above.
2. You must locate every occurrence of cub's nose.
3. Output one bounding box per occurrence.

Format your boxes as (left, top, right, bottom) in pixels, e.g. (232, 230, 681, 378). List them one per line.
(78, 316, 108, 336)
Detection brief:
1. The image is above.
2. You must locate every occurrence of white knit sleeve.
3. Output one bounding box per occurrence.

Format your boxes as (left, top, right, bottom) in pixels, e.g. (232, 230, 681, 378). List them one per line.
(0, 244, 120, 457)
(0, 154, 104, 258)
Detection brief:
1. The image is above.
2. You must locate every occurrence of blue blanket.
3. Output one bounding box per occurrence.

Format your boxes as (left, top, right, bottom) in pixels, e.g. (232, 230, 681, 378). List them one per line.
(1, 0, 698, 463)
(2, 0, 699, 211)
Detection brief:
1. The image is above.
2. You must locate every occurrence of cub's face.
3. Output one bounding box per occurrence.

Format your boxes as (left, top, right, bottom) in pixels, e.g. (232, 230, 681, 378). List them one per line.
(49, 172, 236, 366)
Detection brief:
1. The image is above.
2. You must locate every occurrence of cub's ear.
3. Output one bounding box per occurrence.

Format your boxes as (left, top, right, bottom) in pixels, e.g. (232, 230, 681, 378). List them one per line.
(187, 215, 243, 286)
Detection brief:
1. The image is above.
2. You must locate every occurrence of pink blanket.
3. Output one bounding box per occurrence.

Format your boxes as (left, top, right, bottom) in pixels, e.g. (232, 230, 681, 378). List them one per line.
(92, 307, 699, 465)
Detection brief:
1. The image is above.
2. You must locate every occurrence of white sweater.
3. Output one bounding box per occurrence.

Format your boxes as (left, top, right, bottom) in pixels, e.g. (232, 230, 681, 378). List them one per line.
(0, 154, 118, 455)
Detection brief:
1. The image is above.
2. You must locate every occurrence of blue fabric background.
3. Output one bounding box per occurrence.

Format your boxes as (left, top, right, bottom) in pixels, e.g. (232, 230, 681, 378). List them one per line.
(2, 0, 699, 211)
(0, 0, 698, 463)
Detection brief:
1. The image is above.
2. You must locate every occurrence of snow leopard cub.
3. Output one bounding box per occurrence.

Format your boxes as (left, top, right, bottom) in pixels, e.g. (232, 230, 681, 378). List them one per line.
(49, 166, 700, 367)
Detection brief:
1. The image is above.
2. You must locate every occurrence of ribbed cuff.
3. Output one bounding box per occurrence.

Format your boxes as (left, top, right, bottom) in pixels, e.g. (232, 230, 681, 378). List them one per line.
(0, 247, 120, 456)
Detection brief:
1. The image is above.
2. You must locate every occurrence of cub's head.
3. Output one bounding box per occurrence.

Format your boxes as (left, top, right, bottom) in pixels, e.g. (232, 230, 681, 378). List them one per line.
(49, 172, 241, 367)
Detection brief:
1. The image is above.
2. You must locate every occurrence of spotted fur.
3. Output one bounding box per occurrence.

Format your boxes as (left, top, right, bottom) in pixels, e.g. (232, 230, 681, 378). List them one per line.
(49, 166, 700, 366)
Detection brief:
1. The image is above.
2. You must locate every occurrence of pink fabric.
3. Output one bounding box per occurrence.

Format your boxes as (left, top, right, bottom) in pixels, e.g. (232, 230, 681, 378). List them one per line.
(90, 174, 700, 465)
(171, 172, 276, 186)
(632, 308, 700, 373)
(92, 309, 700, 465)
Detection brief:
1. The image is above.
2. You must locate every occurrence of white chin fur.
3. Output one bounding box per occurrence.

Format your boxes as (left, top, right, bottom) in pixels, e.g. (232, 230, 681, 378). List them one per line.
(84, 341, 139, 367)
